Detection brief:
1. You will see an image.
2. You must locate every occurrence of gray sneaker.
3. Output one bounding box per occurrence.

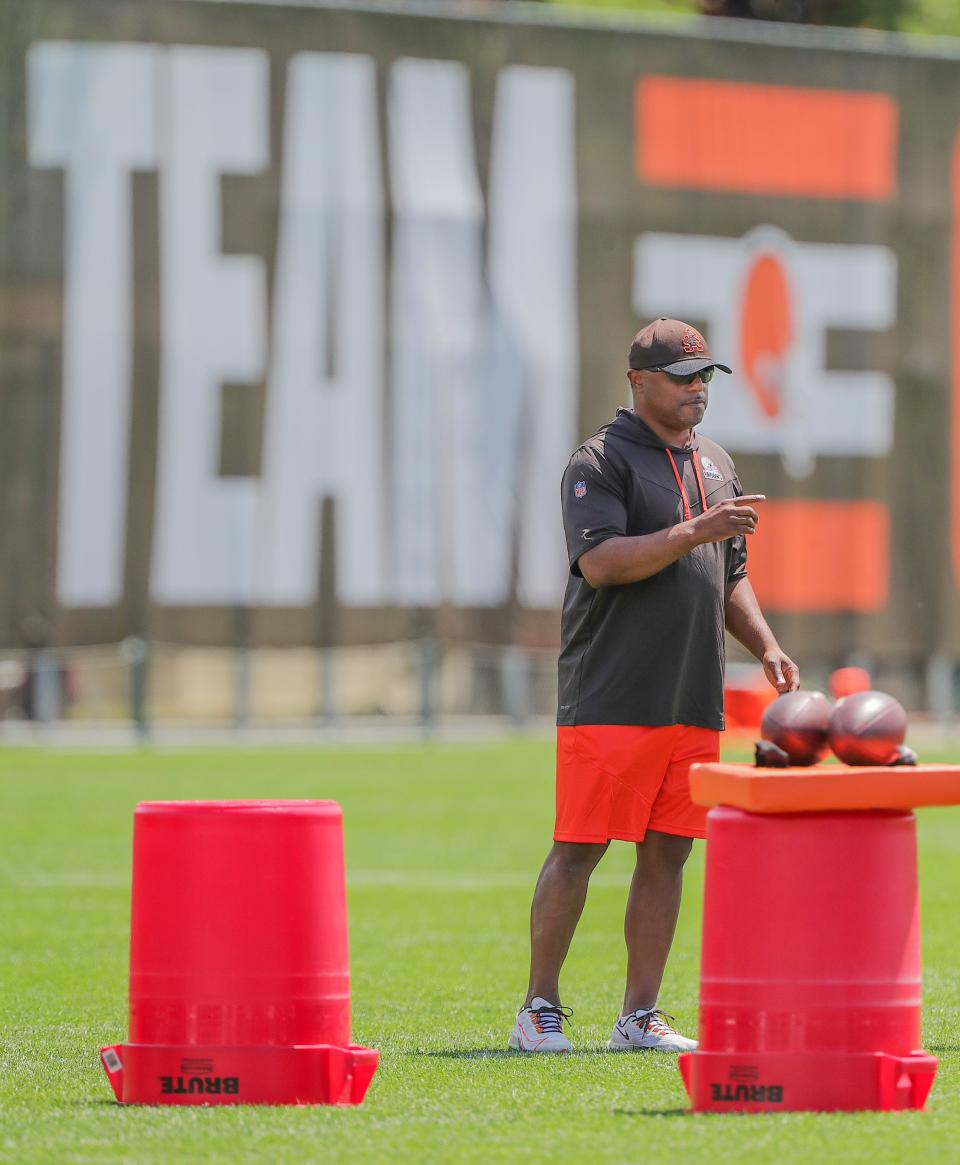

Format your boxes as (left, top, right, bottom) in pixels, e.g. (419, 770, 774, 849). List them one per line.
(608, 1008, 697, 1052)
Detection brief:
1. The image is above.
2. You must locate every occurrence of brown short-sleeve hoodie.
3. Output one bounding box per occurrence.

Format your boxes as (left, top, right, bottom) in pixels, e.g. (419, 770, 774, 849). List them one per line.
(557, 408, 747, 730)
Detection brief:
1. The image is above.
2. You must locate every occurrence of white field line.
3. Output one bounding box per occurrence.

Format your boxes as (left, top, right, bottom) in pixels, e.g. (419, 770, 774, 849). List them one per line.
(6, 869, 631, 892)
(4, 871, 129, 889)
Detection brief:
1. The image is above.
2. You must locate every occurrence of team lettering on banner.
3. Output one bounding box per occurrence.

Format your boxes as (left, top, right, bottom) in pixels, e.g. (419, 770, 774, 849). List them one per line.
(26, 52, 907, 621)
(27, 42, 578, 611)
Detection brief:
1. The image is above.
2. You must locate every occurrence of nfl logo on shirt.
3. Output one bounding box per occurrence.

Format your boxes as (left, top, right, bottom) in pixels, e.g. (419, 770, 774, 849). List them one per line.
(574, 480, 587, 498)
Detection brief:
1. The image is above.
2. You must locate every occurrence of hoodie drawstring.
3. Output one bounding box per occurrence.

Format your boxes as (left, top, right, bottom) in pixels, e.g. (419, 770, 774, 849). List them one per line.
(665, 449, 708, 521)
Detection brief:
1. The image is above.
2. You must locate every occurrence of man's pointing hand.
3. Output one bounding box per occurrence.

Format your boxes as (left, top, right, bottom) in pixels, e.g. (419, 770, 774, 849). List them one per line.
(689, 494, 766, 544)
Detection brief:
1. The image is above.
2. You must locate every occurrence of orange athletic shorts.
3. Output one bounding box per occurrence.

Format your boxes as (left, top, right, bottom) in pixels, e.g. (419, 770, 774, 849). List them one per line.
(554, 724, 720, 844)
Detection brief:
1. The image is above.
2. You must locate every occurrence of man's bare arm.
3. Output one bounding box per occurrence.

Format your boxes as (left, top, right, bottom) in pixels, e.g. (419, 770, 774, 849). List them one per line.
(578, 495, 765, 589)
(724, 575, 799, 693)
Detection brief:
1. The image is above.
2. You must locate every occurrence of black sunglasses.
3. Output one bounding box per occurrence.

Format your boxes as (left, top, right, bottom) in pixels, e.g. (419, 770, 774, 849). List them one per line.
(649, 366, 715, 386)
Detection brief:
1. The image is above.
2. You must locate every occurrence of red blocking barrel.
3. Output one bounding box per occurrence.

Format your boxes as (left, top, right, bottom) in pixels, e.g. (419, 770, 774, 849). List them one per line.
(99, 801, 378, 1106)
(678, 807, 937, 1112)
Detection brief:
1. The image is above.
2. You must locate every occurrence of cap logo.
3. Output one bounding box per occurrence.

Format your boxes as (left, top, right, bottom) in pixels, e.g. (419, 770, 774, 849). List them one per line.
(681, 327, 706, 355)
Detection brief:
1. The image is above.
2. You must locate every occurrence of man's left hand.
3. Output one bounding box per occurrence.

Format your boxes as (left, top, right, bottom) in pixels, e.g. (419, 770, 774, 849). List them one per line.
(762, 650, 800, 694)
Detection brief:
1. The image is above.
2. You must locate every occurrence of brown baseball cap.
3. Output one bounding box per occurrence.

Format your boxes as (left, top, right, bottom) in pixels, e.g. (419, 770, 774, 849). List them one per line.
(629, 318, 732, 376)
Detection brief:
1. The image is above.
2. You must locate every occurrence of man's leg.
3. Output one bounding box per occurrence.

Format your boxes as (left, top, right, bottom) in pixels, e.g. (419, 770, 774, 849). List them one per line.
(608, 728, 710, 1051)
(525, 840, 609, 1006)
(622, 830, 693, 1014)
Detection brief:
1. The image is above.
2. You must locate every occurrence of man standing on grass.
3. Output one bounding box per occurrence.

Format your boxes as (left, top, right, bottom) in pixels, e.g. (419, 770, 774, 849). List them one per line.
(509, 318, 799, 1053)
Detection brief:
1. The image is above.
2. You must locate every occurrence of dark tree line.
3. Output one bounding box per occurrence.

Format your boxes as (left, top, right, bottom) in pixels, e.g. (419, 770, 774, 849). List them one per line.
(698, 0, 908, 28)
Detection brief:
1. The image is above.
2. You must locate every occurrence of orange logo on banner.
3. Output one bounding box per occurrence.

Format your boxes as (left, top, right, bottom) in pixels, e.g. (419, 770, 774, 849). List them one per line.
(748, 501, 889, 613)
(635, 77, 898, 612)
(635, 77, 897, 200)
(740, 251, 792, 420)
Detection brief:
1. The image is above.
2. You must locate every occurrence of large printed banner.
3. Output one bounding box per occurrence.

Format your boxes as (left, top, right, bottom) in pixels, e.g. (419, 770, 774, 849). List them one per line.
(1, 0, 959, 658)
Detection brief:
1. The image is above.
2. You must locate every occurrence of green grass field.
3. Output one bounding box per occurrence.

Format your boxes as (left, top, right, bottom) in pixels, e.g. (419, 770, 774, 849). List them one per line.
(2, 740, 959, 1163)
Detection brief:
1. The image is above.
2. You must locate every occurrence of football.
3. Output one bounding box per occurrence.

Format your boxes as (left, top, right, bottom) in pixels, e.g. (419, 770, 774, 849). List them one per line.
(828, 690, 907, 765)
(760, 689, 832, 766)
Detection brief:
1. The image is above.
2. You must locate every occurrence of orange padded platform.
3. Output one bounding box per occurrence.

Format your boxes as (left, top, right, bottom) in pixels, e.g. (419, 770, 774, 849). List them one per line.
(689, 763, 960, 813)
